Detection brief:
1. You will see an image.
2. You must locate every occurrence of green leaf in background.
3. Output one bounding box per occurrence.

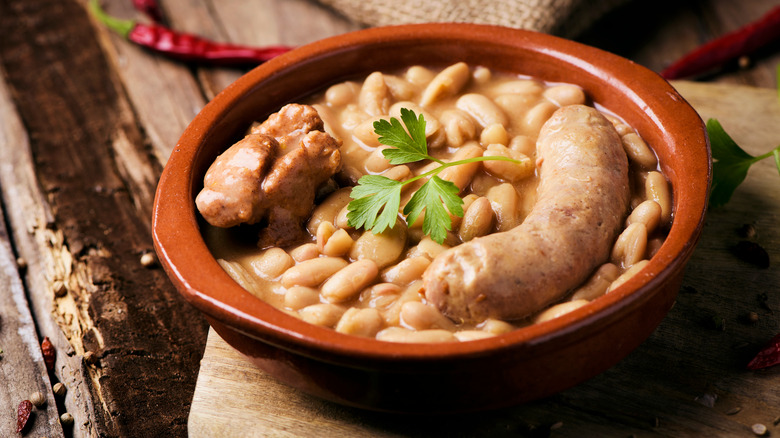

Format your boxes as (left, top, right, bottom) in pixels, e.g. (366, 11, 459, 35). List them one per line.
(708, 118, 780, 208)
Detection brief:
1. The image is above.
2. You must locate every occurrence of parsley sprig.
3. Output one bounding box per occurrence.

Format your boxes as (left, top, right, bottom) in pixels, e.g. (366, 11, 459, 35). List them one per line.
(708, 118, 780, 208)
(347, 108, 523, 244)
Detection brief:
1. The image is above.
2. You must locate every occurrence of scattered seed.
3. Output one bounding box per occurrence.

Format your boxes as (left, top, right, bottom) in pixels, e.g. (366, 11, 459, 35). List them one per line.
(738, 56, 751, 69)
(751, 423, 767, 436)
(140, 252, 157, 268)
(748, 312, 760, 323)
(738, 223, 757, 239)
(550, 421, 563, 430)
(726, 406, 742, 415)
(731, 241, 770, 268)
(30, 391, 46, 407)
(695, 392, 717, 407)
(60, 412, 74, 426)
(53, 280, 67, 297)
(16, 257, 27, 271)
(773, 416, 780, 426)
(652, 417, 660, 427)
(52, 382, 66, 397)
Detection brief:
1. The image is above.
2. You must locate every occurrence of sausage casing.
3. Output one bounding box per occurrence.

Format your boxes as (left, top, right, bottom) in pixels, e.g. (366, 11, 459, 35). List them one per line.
(423, 105, 630, 323)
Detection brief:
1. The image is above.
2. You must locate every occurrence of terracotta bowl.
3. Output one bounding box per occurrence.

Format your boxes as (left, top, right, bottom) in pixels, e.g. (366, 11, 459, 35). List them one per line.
(152, 23, 710, 413)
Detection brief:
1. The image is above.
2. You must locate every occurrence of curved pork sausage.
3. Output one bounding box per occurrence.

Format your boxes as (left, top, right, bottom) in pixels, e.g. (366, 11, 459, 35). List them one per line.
(423, 105, 630, 323)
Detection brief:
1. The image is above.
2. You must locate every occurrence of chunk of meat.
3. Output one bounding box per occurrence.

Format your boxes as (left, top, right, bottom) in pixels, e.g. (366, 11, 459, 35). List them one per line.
(196, 105, 342, 246)
(195, 134, 278, 228)
(423, 105, 630, 323)
(257, 131, 342, 247)
(250, 103, 324, 152)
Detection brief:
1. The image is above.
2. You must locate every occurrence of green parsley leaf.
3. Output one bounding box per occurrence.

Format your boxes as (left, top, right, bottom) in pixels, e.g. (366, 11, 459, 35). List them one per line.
(374, 108, 431, 165)
(348, 108, 523, 244)
(708, 118, 780, 208)
(403, 176, 463, 244)
(346, 175, 402, 234)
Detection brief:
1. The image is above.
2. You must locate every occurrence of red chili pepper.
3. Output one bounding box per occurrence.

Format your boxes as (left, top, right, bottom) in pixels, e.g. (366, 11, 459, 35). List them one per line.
(132, 0, 164, 23)
(90, 0, 292, 66)
(747, 332, 780, 370)
(16, 400, 32, 433)
(41, 336, 56, 372)
(661, 6, 780, 79)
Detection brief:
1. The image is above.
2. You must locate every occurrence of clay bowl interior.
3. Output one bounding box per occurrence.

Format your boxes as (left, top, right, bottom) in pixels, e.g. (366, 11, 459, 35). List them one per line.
(152, 23, 710, 413)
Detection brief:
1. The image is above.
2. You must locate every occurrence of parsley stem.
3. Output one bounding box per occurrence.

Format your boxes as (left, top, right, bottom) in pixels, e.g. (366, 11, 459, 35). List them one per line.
(398, 155, 527, 187)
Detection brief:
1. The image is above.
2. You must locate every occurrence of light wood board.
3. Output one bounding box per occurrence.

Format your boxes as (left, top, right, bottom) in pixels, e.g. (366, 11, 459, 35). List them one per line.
(189, 82, 780, 437)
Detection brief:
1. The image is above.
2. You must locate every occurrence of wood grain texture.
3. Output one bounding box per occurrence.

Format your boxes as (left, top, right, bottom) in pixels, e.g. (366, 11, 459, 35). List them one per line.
(189, 82, 780, 437)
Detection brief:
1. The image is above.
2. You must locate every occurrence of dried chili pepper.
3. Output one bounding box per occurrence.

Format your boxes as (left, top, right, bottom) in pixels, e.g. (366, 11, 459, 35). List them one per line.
(90, 0, 292, 66)
(132, 0, 164, 23)
(16, 400, 32, 433)
(41, 336, 56, 372)
(747, 332, 780, 370)
(661, 6, 780, 79)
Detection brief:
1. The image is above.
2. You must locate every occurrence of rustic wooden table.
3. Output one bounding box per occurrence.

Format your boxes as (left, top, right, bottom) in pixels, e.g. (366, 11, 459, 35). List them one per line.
(0, 1, 778, 437)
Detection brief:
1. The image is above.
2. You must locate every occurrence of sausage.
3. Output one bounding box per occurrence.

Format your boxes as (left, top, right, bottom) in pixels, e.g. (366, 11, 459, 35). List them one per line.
(422, 105, 630, 323)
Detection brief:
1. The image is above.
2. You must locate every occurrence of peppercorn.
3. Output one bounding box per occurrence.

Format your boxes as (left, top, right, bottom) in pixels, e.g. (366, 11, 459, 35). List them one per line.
(30, 391, 46, 407)
(60, 412, 74, 426)
(53, 382, 66, 397)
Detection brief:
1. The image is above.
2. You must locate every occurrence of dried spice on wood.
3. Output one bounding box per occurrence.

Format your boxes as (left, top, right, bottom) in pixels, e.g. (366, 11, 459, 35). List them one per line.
(747, 333, 780, 370)
(90, 0, 292, 66)
(16, 400, 32, 433)
(41, 336, 55, 372)
(662, 6, 780, 79)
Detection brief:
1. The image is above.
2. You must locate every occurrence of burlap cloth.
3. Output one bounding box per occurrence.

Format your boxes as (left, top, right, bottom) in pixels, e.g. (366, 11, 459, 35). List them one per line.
(317, 0, 628, 37)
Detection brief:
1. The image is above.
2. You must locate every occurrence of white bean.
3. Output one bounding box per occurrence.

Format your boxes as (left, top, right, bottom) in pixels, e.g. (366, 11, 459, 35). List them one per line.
(455, 94, 508, 128)
(626, 200, 662, 233)
(381, 257, 431, 286)
(359, 72, 390, 116)
(420, 62, 470, 106)
(321, 228, 354, 257)
(486, 183, 522, 231)
(249, 247, 295, 280)
(307, 188, 352, 235)
(570, 263, 620, 301)
(610, 223, 648, 269)
(405, 65, 435, 87)
(289, 243, 319, 262)
(284, 286, 321, 310)
(458, 197, 494, 242)
(608, 260, 650, 292)
(645, 171, 672, 225)
(349, 220, 407, 269)
(376, 327, 458, 343)
(325, 81, 360, 106)
(399, 301, 455, 331)
(482, 144, 534, 183)
(316, 221, 336, 253)
(522, 101, 558, 137)
(440, 109, 476, 148)
(299, 303, 346, 328)
(335, 308, 385, 337)
(321, 259, 379, 303)
(480, 123, 509, 146)
(454, 331, 495, 341)
(533, 300, 589, 323)
(543, 84, 586, 107)
(622, 133, 658, 170)
(280, 257, 348, 288)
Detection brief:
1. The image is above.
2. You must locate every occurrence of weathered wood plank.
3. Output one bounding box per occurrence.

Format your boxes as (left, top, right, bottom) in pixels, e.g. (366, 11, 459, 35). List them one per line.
(188, 82, 780, 437)
(0, 1, 209, 436)
(0, 183, 64, 436)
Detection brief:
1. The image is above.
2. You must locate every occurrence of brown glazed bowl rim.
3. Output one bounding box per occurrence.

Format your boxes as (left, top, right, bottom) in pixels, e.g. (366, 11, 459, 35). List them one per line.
(153, 23, 710, 366)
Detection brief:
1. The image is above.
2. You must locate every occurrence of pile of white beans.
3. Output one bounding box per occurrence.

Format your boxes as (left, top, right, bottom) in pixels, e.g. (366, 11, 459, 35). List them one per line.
(204, 63, 672, 343)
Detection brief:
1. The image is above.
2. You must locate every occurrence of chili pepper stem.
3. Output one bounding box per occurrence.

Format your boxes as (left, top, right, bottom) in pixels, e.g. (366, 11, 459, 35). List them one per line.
(89, 0, 136, 39)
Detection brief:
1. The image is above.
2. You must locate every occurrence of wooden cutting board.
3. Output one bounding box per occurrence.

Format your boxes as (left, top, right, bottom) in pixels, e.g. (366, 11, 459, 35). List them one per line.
(188, 81, 780, 437)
